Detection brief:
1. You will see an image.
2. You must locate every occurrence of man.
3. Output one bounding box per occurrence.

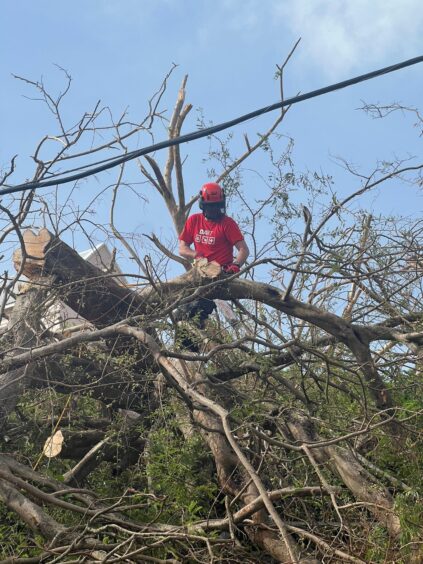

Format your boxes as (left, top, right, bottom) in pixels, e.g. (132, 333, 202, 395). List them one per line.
(176, 182, 249, 329)
(179, 182, 249, 272)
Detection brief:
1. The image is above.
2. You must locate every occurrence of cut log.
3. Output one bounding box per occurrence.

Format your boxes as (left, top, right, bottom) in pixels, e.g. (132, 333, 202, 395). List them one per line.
(13, 229, 146, 326)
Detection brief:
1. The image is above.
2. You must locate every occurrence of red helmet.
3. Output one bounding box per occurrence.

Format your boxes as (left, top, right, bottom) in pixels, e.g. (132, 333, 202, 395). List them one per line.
(200, 182, 225, 203)
(199, 183, 226, 219)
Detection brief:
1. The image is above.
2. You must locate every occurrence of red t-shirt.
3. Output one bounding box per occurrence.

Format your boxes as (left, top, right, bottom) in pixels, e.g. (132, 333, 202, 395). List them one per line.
(179, 213, 244, 266)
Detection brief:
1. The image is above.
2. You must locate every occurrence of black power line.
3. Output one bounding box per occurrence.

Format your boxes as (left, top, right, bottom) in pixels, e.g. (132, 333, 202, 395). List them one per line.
(2, 55, 423, 197)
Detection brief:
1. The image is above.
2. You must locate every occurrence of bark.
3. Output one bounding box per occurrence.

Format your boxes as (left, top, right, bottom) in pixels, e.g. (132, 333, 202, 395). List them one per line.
(0, 276, 52, 430)
(194, 391, 307, 563)
(119, 330, 311, 563)
(13, 228, 146, 325)
(55, 428, 106, 459)
(283, 409, 401, 537)
(61, 416, 146, 485)
(0, 462, 66, 542)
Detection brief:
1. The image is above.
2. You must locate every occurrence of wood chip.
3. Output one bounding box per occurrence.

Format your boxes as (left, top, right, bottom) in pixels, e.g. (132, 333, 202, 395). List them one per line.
(194, 258, 221, 278)
(42, 429, 64, 458)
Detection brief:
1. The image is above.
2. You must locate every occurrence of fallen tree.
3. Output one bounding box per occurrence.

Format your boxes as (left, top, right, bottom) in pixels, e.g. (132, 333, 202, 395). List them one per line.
(0, 62, 422, 563)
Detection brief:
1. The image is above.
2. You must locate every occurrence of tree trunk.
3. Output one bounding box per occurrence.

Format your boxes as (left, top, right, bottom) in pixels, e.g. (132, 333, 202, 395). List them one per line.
(0, 276, 52, 429)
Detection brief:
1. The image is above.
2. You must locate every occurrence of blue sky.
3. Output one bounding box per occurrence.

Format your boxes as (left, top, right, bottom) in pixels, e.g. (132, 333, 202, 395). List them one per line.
(1, 0, 423, 270)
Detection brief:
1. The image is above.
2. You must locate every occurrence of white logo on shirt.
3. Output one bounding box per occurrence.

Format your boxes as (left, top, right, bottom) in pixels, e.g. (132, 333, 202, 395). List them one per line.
(195, 229, 215, 245)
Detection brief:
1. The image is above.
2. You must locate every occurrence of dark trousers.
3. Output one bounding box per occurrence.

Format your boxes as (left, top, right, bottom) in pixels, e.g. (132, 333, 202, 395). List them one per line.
(174, 298, 216, 328)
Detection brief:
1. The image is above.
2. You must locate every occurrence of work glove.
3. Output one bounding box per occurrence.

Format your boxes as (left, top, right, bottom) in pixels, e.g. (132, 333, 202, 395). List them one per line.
(224, 262, 240, 274)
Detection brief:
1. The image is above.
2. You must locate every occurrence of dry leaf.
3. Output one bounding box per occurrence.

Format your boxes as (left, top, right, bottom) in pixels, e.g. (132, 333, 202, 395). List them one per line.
(43, 429, 64, 458)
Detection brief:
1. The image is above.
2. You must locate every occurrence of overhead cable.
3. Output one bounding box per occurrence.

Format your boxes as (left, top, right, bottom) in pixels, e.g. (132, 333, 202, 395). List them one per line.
(2, 55, 423, 197)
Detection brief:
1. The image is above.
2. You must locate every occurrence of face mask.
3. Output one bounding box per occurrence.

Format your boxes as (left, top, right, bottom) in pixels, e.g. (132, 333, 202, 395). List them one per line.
(204, 208, 224, 220)
(201, 201, 226, 220)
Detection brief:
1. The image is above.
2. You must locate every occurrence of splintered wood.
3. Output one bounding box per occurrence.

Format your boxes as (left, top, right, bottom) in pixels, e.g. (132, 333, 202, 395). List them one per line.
(13, 228, 52, 278)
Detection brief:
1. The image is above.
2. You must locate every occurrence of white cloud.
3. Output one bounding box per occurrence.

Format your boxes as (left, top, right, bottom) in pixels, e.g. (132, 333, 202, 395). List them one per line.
(273, 0, 423, 78)
(93, 0, 423, 80)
